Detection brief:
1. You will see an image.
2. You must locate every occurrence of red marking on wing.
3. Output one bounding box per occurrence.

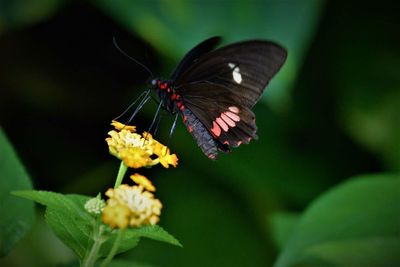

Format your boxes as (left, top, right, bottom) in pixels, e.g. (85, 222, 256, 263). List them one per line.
(225, 111, 240, 122)
(160, 83, 167, 90)
(228, 106, 240, 113)
(237, 141, 243, 146)
(188, 125, 193, 133)
(211, 121, 221, 137)
(216, 118, 229, 132)
(208, 154, 217, 160)
(220, 113, 236, 127)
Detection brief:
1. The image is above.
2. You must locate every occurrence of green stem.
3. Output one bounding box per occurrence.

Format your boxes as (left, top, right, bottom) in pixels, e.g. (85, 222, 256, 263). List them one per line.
(100, 228, 125, 267)
(114, 161, 128, 188)
(82, 223, 106, 267)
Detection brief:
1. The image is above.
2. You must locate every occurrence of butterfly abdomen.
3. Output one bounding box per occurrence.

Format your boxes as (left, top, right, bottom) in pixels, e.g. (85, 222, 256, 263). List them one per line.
(181, 108, 226, 160)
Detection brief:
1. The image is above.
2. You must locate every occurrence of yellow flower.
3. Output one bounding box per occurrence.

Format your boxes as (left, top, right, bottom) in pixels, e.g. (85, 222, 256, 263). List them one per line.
(120, 148, 153, 169)
(143, 132, 179, 168)
(111, 120, 136, 132)
(102, 204, 130, 229)
(106, 121, 178, 169)
(131, 173, 156, 192)
(102, 183, 162, 228)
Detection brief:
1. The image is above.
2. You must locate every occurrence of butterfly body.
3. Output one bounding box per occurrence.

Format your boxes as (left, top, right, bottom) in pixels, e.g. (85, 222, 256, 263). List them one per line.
(150, 37, 287, 159)
(152, 79, 177, 114)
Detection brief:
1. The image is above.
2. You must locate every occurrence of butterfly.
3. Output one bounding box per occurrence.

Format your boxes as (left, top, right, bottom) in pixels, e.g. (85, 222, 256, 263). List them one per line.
(148, 36, 287, 160)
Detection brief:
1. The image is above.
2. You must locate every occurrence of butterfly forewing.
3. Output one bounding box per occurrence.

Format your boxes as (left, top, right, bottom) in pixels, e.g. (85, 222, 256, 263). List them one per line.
(170, 37, 221, 82)
(174, 40, 287, 108)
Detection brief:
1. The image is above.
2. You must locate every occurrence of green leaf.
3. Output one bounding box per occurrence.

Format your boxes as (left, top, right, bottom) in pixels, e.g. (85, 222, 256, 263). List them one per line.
(99, 225, 181, 257)
(268, 212, 300, 250)
(0, 128, 34, 256)
(13, 190, 181, 261)
(12, 191, 93, 259)
(274, 174, 400, 267)
(130, 225, 182, 247)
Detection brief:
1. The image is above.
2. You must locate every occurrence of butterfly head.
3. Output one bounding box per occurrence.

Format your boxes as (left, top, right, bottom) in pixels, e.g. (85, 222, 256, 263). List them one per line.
(148, 78, 172, 92)
(149, 78, 158, 87)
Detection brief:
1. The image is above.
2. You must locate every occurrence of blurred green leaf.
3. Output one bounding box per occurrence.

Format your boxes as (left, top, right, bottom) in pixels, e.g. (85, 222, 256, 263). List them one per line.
(273, 173, 400, 267)
(0, 0, 65, 34)
(268, 212, 300, 251)
(93, 0, 325, 110)
(130, 225, 181, 247)
(0, 128, 34, 256)
(12, 191, 94, 259)
(13, 191, 180, 261)
(341, 91, 400, 170)
(109, 259, 158, 267)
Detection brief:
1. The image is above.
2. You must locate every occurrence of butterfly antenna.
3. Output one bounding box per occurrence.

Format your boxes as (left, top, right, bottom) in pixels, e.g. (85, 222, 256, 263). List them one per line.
(113, 37, 154, 77)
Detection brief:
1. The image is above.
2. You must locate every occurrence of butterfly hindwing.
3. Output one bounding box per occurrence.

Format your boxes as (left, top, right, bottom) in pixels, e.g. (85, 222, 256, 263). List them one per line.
(180, 83, 258, 148)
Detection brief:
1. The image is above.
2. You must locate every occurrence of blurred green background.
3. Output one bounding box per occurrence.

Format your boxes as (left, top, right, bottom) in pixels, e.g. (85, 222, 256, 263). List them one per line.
(0, 0, 399, 266)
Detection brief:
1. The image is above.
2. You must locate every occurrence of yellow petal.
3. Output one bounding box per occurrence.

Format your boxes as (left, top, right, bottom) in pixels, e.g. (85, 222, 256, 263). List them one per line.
(111, 120, 136, 132)
(158, 151, 179, 168)
(120, 148, 152, 169)
(130, 173, 156, 192)
(102, 204, 130, 229)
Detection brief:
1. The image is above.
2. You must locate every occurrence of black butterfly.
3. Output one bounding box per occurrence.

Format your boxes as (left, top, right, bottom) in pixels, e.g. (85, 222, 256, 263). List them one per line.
(149, 36, 287, 160)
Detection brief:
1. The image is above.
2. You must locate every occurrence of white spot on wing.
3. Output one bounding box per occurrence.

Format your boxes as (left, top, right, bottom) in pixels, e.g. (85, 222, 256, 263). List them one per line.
(232, 67, 242, 84)
(228, 63, 242, 84)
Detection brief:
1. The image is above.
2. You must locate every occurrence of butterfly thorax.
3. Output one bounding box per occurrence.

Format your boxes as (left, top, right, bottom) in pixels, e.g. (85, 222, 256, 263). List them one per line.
(151, 78, 185, 114)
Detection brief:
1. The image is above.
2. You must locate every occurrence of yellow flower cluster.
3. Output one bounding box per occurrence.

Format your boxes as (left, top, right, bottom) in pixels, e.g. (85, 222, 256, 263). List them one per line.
(102, 174, 162, 229)
(106, 121, 178, 169)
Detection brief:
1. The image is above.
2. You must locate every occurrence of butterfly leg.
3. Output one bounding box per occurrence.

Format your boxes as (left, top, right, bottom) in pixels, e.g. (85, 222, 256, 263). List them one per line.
(165, 113, 179, 151)
(125, 92, 151, 125)
(113, 89, 150, 122)
(146, 100, 163, 134)
(153, 112, 163, 136)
